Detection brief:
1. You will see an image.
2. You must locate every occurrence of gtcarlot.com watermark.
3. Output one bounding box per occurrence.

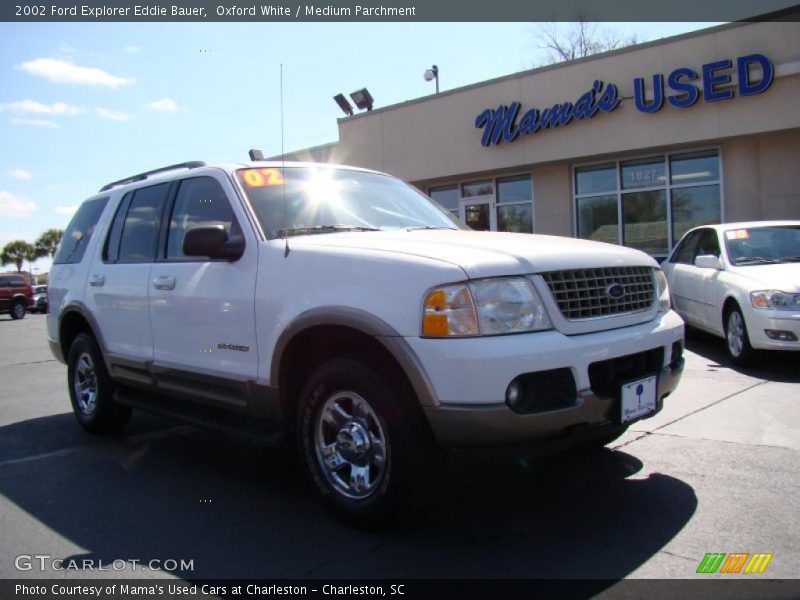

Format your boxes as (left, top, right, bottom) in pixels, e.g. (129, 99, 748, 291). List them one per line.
(15, 554, 194, 573)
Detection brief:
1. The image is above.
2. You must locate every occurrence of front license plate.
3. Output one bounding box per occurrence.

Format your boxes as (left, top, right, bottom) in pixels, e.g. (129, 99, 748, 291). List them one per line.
(620, 375, 657, 423)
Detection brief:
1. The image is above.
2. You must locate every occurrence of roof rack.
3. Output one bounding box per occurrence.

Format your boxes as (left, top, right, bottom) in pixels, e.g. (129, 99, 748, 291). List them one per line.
(99, 161, 206, 192)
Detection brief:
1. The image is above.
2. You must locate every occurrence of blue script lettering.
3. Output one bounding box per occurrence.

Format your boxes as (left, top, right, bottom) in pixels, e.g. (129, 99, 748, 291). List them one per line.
(474, 81, 619, 146)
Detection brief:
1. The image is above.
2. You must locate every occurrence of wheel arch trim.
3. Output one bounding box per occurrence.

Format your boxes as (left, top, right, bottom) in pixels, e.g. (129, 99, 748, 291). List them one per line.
(271, 306, 440, 408)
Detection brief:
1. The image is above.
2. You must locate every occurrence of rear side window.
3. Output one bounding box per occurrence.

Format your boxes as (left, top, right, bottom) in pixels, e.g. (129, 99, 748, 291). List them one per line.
(0, 277, 7, 287)
(115, 183, 170, 263)
(9, 276, 27, 287)
(53, 196, 109, 265)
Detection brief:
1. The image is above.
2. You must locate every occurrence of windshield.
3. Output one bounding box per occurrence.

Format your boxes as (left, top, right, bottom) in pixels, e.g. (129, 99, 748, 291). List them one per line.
(236, 166, 464, 239)
(724, 226, 800, 265)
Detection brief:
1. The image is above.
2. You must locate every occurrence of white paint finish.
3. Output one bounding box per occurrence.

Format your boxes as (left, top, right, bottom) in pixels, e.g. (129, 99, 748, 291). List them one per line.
(283, 228, 658, 279)
(405, 310, 683, 405)
(663, 220, 800, 351)
(149, 174, 260, 381)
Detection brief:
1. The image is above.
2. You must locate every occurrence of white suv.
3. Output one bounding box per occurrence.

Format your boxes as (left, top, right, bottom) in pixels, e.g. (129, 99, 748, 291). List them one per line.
(47, 158, 685, 524)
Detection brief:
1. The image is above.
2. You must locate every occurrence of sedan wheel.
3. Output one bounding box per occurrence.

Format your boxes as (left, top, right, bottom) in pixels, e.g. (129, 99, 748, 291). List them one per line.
(725, 306, 756, 366)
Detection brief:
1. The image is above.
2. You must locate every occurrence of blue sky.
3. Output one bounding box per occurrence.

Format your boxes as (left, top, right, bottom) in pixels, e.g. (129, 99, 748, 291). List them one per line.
(0, 21, 721, 273)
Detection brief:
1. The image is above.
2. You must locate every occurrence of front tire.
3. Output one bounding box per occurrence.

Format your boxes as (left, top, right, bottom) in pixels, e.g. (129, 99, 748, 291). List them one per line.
(725, 305, 757, 366)
(298, 357, 439, 527)
(10, 299, 26, 320)
(67, 333, 131, 433)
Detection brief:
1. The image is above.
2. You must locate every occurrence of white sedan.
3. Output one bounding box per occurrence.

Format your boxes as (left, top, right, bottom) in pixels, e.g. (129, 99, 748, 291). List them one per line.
(663, 221, 800, 365)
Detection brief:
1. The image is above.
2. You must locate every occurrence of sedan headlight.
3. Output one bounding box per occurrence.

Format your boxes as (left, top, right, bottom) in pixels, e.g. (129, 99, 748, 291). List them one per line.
(751, 290, 800, 311)
(422, 278, 552, 337)
(654, 269, 671, 313)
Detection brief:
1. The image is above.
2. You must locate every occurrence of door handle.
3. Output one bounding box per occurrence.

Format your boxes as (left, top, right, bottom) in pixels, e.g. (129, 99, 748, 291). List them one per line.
(153, 275, 176, 290)
(88, 275, 105, 287)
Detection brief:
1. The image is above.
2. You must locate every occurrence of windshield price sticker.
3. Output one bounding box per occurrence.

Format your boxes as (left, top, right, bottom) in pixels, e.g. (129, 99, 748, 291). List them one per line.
(240, 168, 285, 188)
(726, 229, 750, 240)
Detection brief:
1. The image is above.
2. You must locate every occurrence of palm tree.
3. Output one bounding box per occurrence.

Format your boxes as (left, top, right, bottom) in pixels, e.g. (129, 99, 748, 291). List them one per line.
(1, 240, 37, 273)
(35, 228, 64, 258)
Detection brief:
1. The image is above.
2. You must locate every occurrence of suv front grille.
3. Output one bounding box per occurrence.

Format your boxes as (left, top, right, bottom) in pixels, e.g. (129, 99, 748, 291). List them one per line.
(542, 266, 655, 320)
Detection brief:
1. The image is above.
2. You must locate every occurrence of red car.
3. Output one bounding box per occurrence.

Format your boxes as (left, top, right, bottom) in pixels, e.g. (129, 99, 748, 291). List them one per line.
(0, 273, 34, 319)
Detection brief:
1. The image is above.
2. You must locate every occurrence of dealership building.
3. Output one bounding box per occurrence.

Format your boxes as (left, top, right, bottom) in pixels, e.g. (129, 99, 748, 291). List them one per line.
(284, 19, 800, 259)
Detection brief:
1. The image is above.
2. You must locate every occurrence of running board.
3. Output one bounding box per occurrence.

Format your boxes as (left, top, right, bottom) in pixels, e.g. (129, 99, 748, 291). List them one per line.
(113, 387, 285, 446)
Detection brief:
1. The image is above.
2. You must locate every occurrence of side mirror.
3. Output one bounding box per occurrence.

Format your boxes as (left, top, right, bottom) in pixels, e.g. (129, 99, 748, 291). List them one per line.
(183, 226, 244, 261)
(694, 254, 723, 270)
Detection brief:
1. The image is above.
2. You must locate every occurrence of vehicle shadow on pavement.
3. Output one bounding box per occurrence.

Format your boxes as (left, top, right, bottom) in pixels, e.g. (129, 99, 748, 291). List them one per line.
(0, 413, 696, 586)
(684, 326, 800, 383)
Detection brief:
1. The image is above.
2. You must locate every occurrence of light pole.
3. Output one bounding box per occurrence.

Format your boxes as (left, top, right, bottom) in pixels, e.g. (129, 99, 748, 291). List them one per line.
(424, 65, 439, 94)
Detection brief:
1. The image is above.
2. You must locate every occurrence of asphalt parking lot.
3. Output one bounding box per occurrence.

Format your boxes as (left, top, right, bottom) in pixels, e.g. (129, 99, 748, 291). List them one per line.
(0, 313, 798, 584)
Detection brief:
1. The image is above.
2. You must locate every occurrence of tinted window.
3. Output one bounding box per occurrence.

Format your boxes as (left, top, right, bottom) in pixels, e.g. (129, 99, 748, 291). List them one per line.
(53, 197, 109, 265)
(575, 163, 616, 195)
(670, 230, 702, 264)
(695, 229, 721, 258)
(9, 276, 27, 287)
(0, 277, 7, 287)
(462, 180, 494, 198)
(117, 184, 169, 263)
(429, 185, 459, 212)
(670, 150, 719, 185)
(167, 177, 240, 259)
(103, 193, 132, 263)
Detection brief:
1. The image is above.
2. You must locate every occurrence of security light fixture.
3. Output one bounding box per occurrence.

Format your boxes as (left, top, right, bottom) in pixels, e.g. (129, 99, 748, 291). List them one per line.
(349, 88, 374, 111)
(424, 64, 439, 94)
(333, 93, 354, 117)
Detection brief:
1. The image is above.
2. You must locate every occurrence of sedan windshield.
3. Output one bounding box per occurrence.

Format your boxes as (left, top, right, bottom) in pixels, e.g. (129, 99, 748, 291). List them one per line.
(725, 226, 800, 265)
(236, 166, 463, 239)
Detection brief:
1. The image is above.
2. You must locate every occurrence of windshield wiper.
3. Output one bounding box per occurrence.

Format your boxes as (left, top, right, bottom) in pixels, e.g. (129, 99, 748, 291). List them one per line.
(277, 224, 381, 237)
(406, 226, 457, 231)
(733, 256, 781, 265)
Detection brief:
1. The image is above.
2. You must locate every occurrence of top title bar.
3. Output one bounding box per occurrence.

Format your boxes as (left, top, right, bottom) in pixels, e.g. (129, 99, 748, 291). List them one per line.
(3, 0, 800, 22)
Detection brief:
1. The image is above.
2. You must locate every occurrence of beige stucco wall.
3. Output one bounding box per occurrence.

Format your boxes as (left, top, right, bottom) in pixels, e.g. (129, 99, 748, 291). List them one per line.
(722, 131, 800, 222)
(325, 21, 800, 184)
(285, 20, 800, 228)
(327, 21, 800, 184)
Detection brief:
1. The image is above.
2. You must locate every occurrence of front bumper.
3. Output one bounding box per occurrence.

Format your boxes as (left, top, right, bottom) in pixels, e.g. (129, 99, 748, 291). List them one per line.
(424, 360, 683, 447)
(409, 310, 685, 448)
(746, 309, 800, 351)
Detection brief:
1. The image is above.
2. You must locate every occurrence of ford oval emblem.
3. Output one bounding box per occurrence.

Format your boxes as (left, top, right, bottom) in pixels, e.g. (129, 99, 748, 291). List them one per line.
(606, 283, 625, 300)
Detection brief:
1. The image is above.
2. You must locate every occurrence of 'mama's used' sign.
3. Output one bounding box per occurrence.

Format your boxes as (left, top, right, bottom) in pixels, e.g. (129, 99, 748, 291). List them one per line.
(475, 53, 773, 147)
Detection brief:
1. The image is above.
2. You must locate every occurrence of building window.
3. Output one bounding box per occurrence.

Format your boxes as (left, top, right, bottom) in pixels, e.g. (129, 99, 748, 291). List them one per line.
(429, 174, 534, 233)
(429, 185, 459, 218)
(575, 149, 721, 257)
(497, 176, 533, 233)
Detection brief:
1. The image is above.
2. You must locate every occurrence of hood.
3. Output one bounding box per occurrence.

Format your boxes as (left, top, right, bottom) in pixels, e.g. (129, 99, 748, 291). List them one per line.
(729, 263, 800, 292)
(286, 230, 658, 278)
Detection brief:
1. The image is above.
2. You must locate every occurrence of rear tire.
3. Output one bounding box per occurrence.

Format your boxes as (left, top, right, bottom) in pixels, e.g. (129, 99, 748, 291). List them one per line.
(724, 305, 757, 367)
(67, 333, 131, 433)
(298, 357, 440, 528)
(10, 299, 26, 320)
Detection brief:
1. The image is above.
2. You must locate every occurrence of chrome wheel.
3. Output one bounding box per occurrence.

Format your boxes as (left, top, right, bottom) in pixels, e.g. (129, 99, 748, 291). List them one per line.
(315, 390, 388, 500)
(727, 310, 745, 358)
(73, 352, 99, 415)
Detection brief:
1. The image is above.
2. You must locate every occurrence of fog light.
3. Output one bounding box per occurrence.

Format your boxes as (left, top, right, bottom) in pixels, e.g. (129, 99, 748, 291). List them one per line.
(764, 329, 798, 342)
(506, 379, 524, 410)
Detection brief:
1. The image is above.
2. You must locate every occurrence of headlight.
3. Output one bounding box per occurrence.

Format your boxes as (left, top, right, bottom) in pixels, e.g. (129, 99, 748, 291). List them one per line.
(751, 290, 800, 311)
(654, 269, 671, 313)
(422, 278, 552, 337)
